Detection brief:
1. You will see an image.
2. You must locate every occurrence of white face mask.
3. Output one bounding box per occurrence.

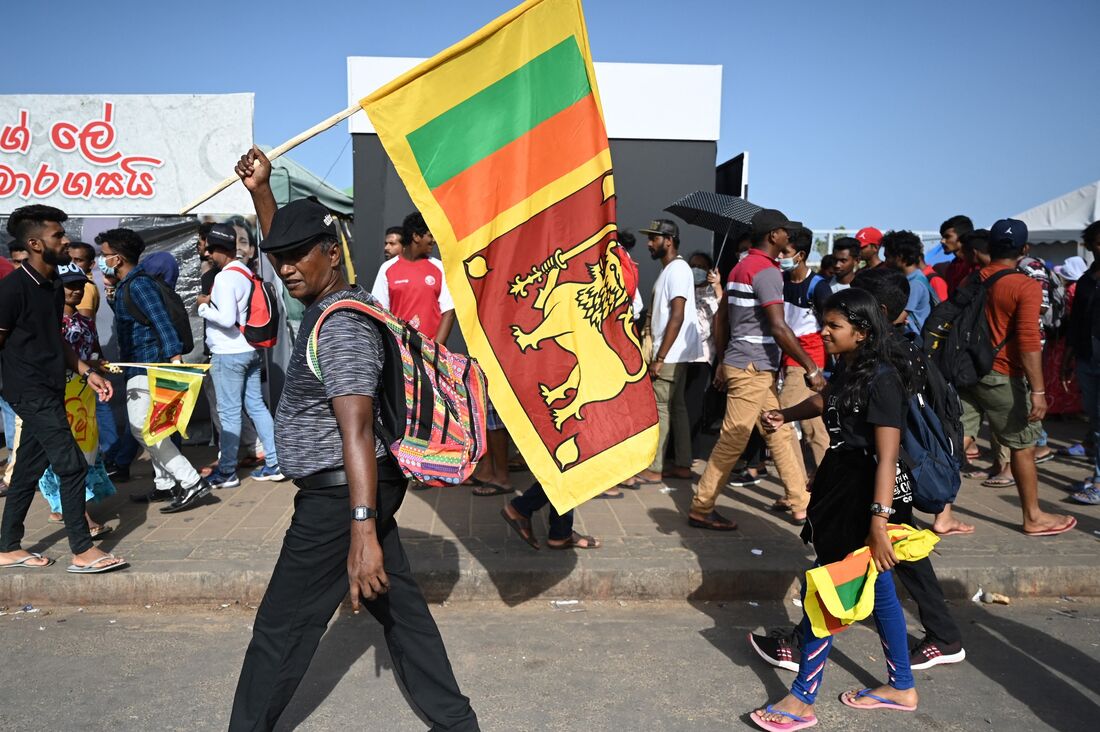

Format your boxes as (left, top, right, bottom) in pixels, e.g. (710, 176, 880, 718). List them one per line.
(691, 267, 708, 286)
(778, 256, 797, 272)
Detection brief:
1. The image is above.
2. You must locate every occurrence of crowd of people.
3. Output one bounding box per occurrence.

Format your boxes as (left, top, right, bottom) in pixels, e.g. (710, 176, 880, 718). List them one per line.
(1, 143, 1097, 727)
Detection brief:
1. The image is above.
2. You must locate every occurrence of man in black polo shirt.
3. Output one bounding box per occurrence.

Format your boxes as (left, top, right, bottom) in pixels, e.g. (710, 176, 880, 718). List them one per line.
(227, 147, 478, 731)
(0, 205, 126, 573)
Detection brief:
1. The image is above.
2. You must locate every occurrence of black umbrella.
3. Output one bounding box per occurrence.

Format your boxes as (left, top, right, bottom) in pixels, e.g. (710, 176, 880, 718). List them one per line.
(665, 191, 762, 265)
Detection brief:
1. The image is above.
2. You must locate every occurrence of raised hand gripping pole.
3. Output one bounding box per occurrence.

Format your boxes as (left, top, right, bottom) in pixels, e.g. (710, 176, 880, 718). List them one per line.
(178, 104, 364, 215)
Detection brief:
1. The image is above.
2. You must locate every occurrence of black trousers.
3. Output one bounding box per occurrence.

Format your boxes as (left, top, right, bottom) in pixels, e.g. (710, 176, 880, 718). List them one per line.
(0, 394, 92, 555)
(511, 481, 573, 541)
(894, 556, 962, 646)
(229, 470, 479, 732)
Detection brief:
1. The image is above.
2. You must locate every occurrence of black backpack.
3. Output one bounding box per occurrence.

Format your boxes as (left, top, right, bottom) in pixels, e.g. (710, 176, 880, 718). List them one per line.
(120, 272, 195, 354)
(921, 269, 1025, 388)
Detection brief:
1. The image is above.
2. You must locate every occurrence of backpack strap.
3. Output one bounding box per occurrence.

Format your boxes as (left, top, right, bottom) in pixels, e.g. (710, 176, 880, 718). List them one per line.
(981, 268, 1029, 353)
(305, 298, 385, 383)
(119, 272, 157, 327)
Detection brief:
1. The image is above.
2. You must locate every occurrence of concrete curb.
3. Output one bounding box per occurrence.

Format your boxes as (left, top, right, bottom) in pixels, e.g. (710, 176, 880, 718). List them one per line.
(2, 553, 1096, 606)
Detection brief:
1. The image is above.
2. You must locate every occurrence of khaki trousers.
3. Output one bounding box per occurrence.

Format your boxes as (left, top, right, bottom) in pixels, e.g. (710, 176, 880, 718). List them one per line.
(780, 365, 829, 473)
(2, 417, 20, 485)
(648, 362, 691, 473)
(692, 364, 808, 514)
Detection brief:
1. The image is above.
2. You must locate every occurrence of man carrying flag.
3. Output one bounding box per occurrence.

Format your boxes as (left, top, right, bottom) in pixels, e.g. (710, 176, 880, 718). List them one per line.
(228, 148, 479, 732)
(99, 228, 211, 513)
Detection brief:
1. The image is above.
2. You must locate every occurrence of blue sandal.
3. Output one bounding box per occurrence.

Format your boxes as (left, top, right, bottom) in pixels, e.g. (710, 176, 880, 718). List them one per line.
(750, 704, 818, 730)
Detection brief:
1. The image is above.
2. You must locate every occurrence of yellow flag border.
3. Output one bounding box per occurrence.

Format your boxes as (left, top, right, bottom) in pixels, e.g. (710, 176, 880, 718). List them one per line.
(361, 0, 657, 512)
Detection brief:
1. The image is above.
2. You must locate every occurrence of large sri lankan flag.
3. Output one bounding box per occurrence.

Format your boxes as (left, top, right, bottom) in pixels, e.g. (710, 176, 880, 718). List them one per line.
(361, 0, 657, 512)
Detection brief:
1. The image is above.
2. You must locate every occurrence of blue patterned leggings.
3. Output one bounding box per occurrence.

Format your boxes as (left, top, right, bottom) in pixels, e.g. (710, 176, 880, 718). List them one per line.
(790, 569, 914, 704)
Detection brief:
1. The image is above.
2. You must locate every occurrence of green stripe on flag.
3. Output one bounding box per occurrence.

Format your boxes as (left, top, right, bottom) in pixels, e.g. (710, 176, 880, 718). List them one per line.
(155, 377, 191, 392)
(834, 574, 868, 610)
(407, 36, 591, 189)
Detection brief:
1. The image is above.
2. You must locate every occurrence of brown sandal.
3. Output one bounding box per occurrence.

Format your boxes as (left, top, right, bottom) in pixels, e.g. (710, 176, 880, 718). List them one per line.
(473, 482, 514, 497)
(547, 532, 601, 550)
(500, 507, 539, 550)
(688, 510, 738, 531)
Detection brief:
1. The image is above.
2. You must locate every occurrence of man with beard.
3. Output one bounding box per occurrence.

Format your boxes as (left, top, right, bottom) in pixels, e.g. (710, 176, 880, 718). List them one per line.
(627, 219, 702, 486)
(0, 205, 126, 573)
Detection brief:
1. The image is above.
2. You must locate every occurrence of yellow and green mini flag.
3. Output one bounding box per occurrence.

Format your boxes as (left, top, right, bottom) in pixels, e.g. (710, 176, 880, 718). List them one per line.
(804, 524, 940, 638)
(128, 363, 209, 446)
(361, 0, 658, 513)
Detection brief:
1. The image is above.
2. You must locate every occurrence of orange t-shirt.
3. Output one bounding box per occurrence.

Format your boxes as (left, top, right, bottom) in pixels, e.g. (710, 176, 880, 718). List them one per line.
(981, 263, 1042, 377)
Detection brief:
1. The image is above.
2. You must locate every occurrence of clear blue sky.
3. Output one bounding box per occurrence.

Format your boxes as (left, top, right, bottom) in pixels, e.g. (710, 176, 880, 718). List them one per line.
(4, 0, 1098, 231)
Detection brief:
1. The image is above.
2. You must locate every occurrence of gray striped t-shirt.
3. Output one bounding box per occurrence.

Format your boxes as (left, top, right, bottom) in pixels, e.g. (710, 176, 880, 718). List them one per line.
(274, 287, 387, 480)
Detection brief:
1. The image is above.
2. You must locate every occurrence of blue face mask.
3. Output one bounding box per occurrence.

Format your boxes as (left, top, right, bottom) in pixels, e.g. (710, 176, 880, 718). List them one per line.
(778, 256, 797, 272)
(96, 254, 116, 278)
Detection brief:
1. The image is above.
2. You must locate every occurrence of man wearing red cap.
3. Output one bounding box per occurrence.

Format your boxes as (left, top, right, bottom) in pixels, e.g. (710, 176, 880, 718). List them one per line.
(856, 226, 883, 269)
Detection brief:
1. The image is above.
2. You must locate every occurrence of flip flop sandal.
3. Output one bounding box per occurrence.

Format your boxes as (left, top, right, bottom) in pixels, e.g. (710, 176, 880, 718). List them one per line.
(500, 508, 539, 550)
(750, 706, 818, 731)
(981, 477, 1016, 488)
(47, 516, 65, 525)
(688, 511, 738, 531)
(617, 478, 643, 490)
(631, 477, 665, 487)
(462, 476, 485, 487)
(472, 482, 514, 497)
(1034, 452, 1056, 464)
(1058, 443, 1089, 458)
(89, 525, 114, 539)
(839, 689, 916, 712)
(962, 468, 991, 480)
(66, 554, 129, 574)
(596, 490, 625, 499)
(547, 532, 601, 550)
(0, 552, 55, 569)
(1024, 516, 1078, 537)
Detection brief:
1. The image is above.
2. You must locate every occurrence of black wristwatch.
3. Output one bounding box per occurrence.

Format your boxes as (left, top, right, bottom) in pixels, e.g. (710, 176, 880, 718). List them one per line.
(351, 505, 378, 521)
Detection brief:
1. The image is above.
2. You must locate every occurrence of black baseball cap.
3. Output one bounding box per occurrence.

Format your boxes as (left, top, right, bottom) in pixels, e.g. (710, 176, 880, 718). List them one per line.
(261, 199, 338, 254)
(638, 219, 679, 238)
(751, 209, 803, 236)
(205, 223, 238, 253)
(57, 262, 88, 284)
(990, 218, 1028, 249)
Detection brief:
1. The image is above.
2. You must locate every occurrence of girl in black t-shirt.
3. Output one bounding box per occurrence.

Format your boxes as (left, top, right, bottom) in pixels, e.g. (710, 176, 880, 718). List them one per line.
(750, 288, 921, 730)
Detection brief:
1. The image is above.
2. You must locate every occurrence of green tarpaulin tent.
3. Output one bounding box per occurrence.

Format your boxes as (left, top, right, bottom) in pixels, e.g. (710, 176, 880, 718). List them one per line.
(261, 145, 353, 216)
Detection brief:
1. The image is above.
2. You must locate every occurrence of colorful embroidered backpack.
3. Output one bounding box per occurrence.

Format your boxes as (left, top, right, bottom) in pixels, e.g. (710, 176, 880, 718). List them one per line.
(306, 296, 488, 486)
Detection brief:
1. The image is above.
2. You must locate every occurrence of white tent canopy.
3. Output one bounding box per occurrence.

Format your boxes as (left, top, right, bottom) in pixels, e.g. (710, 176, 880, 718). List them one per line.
(1014, 180, 1099, 243)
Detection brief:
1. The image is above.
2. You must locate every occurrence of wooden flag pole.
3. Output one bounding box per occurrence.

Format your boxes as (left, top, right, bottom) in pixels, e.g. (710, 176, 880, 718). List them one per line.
(178, 103, 364, 215)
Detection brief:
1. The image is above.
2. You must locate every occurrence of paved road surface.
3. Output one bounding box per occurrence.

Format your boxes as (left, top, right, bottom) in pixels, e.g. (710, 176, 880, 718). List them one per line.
(1, 598, 1096, 731)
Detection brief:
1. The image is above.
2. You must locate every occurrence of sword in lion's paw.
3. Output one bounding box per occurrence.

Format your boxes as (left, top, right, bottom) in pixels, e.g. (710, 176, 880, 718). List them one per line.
(508, 223, 618, 299)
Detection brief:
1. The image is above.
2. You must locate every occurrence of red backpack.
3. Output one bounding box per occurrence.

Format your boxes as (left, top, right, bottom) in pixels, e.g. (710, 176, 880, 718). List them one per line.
(228, 267, 280, 349)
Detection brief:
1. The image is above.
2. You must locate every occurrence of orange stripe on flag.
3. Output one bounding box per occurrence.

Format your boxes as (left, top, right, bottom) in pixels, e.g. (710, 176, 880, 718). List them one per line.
(825, 552, 868, 586)
(432, 93, 608, 240)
